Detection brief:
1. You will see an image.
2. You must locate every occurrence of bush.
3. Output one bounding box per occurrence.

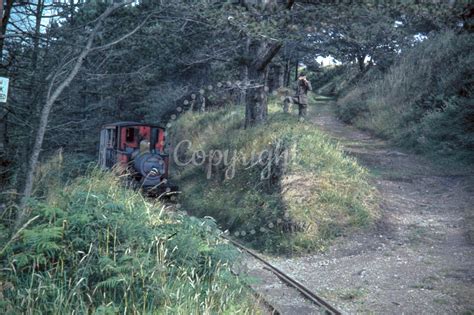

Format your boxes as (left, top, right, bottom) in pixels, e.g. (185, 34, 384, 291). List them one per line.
(412, 96, 474, 159)
(0, 170, 256, 314)
(170, 100, 378, 254)
(336, 30, 474, 163)
(335, 86, 369, 124)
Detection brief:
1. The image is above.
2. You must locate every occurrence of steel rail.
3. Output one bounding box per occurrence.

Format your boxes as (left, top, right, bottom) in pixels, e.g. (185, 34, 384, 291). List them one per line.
(223, 236, 342, 315)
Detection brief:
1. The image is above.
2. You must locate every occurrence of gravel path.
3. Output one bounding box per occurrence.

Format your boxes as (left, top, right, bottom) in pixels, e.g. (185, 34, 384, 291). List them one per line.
(236, 255, 322, 314)
(268, 101, 474, 314)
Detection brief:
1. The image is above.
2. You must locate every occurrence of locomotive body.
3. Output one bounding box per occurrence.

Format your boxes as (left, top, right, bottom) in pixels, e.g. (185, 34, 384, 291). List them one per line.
(98, 122, 172, 192)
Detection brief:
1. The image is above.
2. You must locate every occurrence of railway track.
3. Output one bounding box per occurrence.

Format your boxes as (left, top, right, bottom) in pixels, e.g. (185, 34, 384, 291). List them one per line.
(163, 203, 341, 314)
(223, 236, 341, 315)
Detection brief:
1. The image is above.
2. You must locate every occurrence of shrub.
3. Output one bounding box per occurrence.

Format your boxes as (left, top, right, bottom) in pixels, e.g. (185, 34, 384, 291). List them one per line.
(335, 86, 369, 124)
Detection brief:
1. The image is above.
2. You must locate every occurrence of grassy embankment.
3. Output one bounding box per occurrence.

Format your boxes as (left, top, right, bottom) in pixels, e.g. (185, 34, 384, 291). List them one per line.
(334, 31, 474, 165)
(0, 167, 258, 314)
(170, 96, 378, 254)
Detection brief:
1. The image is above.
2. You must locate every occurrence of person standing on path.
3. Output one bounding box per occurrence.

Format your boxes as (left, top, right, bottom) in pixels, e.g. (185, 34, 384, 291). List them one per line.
(283, 72, 312, 121)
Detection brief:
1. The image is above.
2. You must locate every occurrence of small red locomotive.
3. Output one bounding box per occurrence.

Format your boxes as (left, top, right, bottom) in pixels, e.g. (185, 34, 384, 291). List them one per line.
(98, 122, 174, 193)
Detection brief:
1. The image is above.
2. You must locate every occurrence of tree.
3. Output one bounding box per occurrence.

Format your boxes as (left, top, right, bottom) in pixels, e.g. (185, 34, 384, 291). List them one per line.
(16, 0, 147, 227)
(227, 0, 295, 127)
(313, 5, 403, 72)
(0, 0, 15, 65)
(306, 2, 470, 72)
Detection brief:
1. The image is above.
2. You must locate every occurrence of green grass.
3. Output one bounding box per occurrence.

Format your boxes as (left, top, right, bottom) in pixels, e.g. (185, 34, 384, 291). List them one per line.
(0, 169, 258, 314)
(170, 98, 378, 254)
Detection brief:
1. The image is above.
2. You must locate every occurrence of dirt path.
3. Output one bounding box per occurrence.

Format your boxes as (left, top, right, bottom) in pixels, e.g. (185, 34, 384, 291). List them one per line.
(270, 100, 474, 314)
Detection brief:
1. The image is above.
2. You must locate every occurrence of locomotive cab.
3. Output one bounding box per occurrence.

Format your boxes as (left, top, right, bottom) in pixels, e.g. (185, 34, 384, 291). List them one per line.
(98, 122, 175, 194)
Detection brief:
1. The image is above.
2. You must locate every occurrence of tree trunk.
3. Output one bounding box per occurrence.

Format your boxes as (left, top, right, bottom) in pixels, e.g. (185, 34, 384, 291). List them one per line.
(245, 65, 268, 128)
(239, 36, 250, 107)
(294, 59, 299, 81)
(267, 63, 283, 92)
(0, 110, 6, 155)
(0, 110, 8, 189)
(69, 0, 75, 25)
(0, 0, 14, 63)
(31, 0, 45, 71)
(277, 64, 284, 88)
(357, 54, 366, 72)
(20, 0, 46, 185)
(244, 40, 281, 128)
(284, 59, 291, 87)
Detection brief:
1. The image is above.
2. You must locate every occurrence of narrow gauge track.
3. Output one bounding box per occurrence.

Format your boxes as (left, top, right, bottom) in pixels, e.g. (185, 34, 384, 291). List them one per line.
(223, 236, 342, 315)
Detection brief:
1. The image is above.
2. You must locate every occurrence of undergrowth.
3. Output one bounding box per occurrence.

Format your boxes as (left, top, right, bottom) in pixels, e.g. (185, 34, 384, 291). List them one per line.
(0, 170, 257, 314)
(170, 99, 378, 254)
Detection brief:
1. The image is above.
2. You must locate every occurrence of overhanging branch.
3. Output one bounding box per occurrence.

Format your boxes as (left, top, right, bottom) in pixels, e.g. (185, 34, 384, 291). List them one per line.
(255, 41, 283, 71)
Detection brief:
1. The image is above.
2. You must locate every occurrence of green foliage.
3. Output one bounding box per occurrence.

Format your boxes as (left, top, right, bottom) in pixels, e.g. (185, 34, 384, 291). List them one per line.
(308, 66, 345, 97)
(170, 99, 378, 254)
(2, 0, 243, 190)
(0, 171, 257, 314)
(336, 31, 474, 164)
(322, 5, 403, 71)
(408, 96, 474, 160)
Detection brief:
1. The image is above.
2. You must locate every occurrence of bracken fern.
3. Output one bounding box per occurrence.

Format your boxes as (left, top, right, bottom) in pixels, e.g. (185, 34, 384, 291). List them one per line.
(0, 169, 258, 314)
